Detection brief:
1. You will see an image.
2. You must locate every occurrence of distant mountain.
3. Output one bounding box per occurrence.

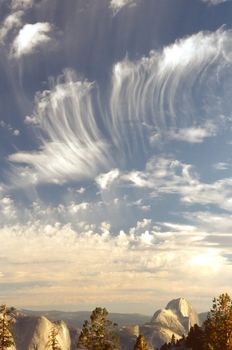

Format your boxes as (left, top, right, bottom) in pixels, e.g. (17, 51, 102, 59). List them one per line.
(8, 298, 202, 349)
(199, 311, 208, 325)
(140, 297, 200, 349)
(21, 309, 151, 328)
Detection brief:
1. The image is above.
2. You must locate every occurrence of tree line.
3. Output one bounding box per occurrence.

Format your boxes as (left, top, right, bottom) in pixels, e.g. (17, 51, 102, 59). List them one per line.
(1, 293, 232, 350)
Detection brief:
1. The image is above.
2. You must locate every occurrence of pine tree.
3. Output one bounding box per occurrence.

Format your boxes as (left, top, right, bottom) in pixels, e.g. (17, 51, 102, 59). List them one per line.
(170, 334, 176, 346)
(0, 305, 15, 350)
(45, 325, 63, 350)
(77, 307, 120, 350)
(133, 334, 149, 350)
(185, 324, 204, 350)
(203, 293, 232, 350)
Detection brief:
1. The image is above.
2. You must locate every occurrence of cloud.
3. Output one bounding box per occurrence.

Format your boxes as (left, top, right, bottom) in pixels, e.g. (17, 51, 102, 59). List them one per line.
(109, 0, 136, 13)
(94, 155, 232, 213)
(168, 124, 217, 143)
(213, 162, 230, 170)
(109, 28, 232, 157)
(0, 120, 21, 136)
(0, 0, 36, 45)
(0, 11, 23, 44)
(202, 0, 231, 5)
(0, 216, 229, 309)
(11, 22, 54, 58)
(8, 28, 232, 186)
(11, 0, 34, 10)
(9, 70, 112, 186)
(96, 169, 120, 190)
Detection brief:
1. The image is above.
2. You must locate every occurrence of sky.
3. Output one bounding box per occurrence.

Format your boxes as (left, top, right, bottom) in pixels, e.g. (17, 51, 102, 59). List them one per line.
(1, 0, 232, 315)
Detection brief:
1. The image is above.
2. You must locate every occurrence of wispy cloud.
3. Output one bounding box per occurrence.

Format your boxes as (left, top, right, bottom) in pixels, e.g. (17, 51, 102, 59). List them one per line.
(202, 0, 231, 5)
(7, 28, 232, 186)
(9, 70, 112, 186)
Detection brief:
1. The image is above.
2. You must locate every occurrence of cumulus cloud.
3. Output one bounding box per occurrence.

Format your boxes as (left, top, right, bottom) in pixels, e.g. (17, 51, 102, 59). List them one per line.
(0, 0, 36, 45)
(11, 22, 54, 58)
(0, 216, 230, 309)
(168, 124, 217, 143)
(93, 155, 232, 213)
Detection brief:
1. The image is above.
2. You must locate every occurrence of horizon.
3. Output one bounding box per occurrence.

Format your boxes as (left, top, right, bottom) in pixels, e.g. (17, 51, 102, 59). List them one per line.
(1, 0, 232, 314)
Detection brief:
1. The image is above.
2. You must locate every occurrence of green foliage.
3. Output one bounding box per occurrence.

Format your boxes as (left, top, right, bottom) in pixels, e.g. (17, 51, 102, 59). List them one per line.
(0, 305, 15, 350)
(203, 293, 232, 350)
(77, 307, 120, 350)
(133, 334, 149, 350)
(45, 325, 63, 350)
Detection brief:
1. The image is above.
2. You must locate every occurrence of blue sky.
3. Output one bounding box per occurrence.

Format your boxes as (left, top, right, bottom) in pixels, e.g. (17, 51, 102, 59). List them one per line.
(1, 0, 232, 314)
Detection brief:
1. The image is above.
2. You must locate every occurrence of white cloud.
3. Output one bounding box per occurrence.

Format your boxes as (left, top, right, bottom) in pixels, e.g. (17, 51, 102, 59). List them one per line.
(24, 115, 39, 125)
(0, 11, 23, 44)
(202, 0, 231, 5)
(109, 0, 136, 13)
(8, 28, 232, 187)
(9, 70, 112, 186)
(109, 28, 232, 156)
(168, 124, 217, 143)
(11, 22, 54, 58)
(96, 169, 120, 190)
(213, 162, 230, 170)
(76, 187, 86, 194)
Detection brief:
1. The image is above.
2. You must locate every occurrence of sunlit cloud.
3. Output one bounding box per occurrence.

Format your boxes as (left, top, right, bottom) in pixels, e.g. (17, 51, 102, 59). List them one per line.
(11, 22, 54, 58)
(9, 70, 112, 185)
(8, 28, 232, 186)
(167, 124, 217, 143)
(0, 11, 23, 44)
(0, 216, 230, 309)
(109, 0, 136, 13)
(96, 169, 120, 190)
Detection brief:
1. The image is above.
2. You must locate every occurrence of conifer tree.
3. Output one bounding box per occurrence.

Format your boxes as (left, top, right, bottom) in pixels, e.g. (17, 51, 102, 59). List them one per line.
(0, 305, 15, 350)
(185, 324, 204, 350)
(203, 293, 232, 350)
(133, 334, 149, 350)
(45, 325, 63, 350)
(77, 307, 120, 350)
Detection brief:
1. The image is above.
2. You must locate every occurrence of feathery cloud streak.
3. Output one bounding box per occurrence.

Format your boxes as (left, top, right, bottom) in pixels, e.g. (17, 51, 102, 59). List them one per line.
(7, 28, 232, 186)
